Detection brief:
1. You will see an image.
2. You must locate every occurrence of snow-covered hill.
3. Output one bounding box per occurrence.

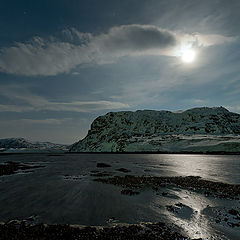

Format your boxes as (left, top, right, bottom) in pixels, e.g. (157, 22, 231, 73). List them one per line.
(0, 138, 69, 152)
(70, 107, 240, 152)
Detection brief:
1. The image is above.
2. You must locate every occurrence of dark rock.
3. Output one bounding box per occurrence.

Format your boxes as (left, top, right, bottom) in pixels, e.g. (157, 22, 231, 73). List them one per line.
(90, 172, 113, 177)
(227, 222, 240, 228)
(228, 209, 239, 216)
(121, 189, 140, 196)
(204, 191, 211, 196)
(215, 218, 221, 224)
(175, 203, 184, 208)
(96, 163, 111, 168)
(166, 205, 177, 213)
(116, 168, 131, 173)
(27, 216, 35, 222)
(152, 186, 159, 191)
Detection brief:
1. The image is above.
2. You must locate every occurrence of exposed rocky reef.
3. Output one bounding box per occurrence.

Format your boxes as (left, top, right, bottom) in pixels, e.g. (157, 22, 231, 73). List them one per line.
(0, 162, 43, 176)
(70, 107, 240, 152)
(94, 175, 240, 199)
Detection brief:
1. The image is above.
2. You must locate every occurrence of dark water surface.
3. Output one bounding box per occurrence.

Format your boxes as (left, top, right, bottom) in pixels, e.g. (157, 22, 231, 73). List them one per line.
(0, 153, 239, 239)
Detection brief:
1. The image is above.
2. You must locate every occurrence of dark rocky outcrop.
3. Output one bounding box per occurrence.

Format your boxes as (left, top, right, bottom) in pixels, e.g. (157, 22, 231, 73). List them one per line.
(94, 175, 240, 199)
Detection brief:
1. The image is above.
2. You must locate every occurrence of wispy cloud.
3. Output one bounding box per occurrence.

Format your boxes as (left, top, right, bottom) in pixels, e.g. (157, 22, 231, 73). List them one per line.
(0, 104, 34, 112)
(19, 118, 72, 125)
(0, 85, 130, 113)
(0, 25, 235, 76)
(0, 118, 72, 125)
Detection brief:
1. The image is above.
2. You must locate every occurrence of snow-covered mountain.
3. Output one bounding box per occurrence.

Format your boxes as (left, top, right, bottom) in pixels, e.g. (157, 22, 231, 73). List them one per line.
(0, 138, 69, 152)
(70, 107, 240, 152)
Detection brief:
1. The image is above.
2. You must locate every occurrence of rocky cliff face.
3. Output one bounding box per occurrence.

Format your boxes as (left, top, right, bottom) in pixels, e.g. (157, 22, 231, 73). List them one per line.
(70, 107, 240, 152)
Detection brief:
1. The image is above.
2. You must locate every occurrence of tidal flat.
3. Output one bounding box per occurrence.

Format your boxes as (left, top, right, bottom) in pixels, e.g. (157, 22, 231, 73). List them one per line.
(0, 153, 239, 239)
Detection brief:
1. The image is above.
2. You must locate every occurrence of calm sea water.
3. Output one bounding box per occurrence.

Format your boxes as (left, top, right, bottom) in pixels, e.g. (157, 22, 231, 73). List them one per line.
(0, 153, 239, 239)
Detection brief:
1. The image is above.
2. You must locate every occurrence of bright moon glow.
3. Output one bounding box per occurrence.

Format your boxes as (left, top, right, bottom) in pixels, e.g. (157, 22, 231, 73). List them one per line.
(181, 49, 196, 63)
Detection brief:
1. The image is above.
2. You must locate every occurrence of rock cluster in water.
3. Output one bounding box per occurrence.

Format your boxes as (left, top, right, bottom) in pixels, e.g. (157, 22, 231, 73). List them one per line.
(94, 175, 240, 199)
(0, 162, 43, 176)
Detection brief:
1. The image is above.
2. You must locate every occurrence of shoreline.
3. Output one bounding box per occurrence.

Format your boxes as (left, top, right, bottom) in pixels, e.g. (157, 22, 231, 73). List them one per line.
(1, 151, 240, 155)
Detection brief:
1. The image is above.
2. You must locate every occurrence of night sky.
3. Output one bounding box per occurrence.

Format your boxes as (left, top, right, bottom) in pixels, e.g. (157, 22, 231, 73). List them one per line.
(0, 0, 240, 144)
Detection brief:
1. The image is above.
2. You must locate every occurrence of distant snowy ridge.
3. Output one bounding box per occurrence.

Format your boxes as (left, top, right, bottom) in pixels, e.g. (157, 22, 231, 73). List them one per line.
(70, 107, 240, 152)
(0, 138, 69, 152)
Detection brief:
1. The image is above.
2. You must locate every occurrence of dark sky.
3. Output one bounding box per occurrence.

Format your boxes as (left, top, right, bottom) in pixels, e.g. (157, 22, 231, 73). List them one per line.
(0, 0, 240, 144)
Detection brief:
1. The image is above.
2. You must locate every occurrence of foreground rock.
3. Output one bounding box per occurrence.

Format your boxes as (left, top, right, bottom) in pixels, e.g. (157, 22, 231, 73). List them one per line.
(0, 221, 200, 240)
(94, 175, 240, 199)
(70, 107, 240, 152)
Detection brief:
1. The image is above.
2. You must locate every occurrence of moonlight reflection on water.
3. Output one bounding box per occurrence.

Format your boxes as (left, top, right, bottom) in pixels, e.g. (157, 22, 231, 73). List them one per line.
(0, 153, 239, 239)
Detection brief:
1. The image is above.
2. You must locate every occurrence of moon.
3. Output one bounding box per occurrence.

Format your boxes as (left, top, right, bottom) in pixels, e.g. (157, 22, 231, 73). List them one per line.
(181, 49, 196, 63)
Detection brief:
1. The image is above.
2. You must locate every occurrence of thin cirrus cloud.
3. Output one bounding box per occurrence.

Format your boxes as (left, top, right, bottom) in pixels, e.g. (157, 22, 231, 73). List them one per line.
(0, 118, 72, 125)
(0, 86, 130, 113)
(0, 99, 130, 113)
(19, 118, 72, 125)
(0, 24, 236, 76)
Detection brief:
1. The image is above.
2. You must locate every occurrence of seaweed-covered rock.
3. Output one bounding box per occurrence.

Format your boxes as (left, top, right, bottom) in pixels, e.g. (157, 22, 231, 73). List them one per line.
(94, 175, 240, 199)
(0, 221, 193, 240)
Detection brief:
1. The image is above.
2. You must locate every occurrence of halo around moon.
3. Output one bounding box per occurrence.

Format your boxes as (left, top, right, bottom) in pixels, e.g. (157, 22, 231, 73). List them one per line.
(181, 49, 196, 63)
